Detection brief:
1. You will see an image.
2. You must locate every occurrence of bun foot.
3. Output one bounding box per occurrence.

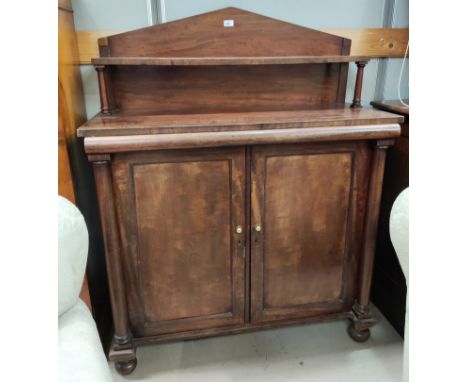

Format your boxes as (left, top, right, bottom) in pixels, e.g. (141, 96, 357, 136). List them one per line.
(348, 325, 370, 343)
(347, 302, 376, 343)
(115, 358, 137, 375)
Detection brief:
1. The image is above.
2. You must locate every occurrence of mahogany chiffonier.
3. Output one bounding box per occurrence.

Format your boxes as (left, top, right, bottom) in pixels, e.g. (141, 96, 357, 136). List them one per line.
(77, 8, 403, 375)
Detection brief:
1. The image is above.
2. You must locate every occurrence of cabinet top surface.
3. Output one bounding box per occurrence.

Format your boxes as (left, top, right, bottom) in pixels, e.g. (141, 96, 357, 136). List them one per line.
(78, 107, 404, 138)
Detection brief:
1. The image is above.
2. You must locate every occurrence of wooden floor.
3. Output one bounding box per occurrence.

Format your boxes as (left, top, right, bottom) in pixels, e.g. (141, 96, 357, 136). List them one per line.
(110, 306, 403, 381)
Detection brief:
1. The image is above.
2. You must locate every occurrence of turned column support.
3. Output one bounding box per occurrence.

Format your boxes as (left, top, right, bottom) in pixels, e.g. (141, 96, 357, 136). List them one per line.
(89, 154, 137, 374)
(350, 61, 368, 109)
(358, 139, 394, 306)
(95, 65, 112, 115)
(348, 139, 395, 342)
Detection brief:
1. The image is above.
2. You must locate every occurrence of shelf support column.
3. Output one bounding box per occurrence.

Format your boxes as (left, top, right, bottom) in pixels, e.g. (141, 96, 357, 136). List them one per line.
(351, 61, 368, 108)
(95, 65, 111, 115)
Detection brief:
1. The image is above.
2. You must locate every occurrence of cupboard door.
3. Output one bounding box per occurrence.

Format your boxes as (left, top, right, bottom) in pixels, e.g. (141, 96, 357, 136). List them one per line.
(112, 147, 246, 337)
(250, 142, 371, 323)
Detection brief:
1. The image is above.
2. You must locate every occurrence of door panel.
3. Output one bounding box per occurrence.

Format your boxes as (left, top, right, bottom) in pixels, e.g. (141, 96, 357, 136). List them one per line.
(134, 160, 233, 322)
(112, 148, 246, 337)
(251, 142, 370, 323)
(263, 153, 352, 307)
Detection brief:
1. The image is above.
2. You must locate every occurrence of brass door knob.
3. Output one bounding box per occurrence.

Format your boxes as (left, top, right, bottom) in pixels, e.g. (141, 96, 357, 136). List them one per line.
(255, 224, 262, 232)
(235, 225, 243, 234)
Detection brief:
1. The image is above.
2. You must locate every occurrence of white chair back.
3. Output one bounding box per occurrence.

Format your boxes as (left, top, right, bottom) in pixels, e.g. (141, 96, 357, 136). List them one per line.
(58, 196, 89, 316)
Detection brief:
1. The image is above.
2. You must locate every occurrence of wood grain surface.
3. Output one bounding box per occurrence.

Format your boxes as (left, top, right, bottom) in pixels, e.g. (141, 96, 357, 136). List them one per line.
(108, 64, 345, 115)
(103, 8, 347, 59)
(249, 142, 372, 323)
(78, 108, 403, 137)
(91, 56, 369, 66)
(134, 160, 233, 322)
(83, 124, 400, 154)
(261, 152, 352, 307)
(58, 84, 75, 203)
(112, 148, 246, 337)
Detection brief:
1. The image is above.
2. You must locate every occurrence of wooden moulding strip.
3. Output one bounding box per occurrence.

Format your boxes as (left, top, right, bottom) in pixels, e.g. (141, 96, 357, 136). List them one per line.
(76, 28, 409, 65)
(90, 55, 370, 66)
(84, 124, 401, 154)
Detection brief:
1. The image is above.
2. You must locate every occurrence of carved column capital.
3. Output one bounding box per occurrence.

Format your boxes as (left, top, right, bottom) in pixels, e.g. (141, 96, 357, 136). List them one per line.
(94, 64, 106, 72)
(355, 61, 367, 68)
(88, 154, 111, 163)
(376, 139, 396, 149)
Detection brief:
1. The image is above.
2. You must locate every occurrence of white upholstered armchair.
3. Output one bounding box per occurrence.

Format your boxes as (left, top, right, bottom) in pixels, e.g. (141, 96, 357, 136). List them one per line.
(58, 196, 113, 382)
(389, 188, 409, 382)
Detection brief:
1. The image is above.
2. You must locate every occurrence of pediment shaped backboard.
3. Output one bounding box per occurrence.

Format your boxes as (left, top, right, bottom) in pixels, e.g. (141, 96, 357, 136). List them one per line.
(100, 7, 350, 58)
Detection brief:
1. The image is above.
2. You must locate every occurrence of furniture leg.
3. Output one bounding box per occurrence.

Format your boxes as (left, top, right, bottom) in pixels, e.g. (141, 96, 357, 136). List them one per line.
(91, 155, 137, 374)
(348, 302, 375, 342)
(347, 140, 393, 342)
